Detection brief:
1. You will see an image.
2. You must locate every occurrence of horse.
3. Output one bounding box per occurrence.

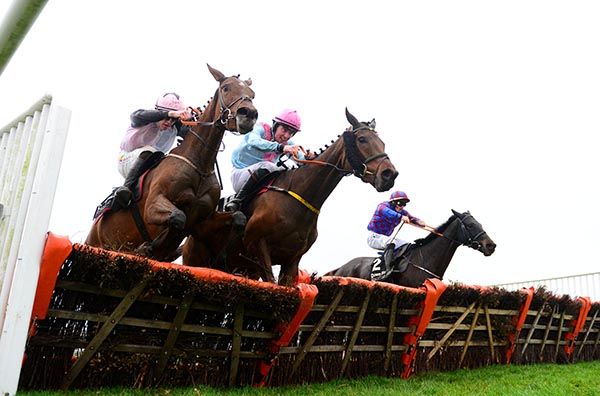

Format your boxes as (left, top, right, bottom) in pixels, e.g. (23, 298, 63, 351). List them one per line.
(86, 65, 258, 261)
(182, 108, 399, 286)
(324, 210, 496, 288)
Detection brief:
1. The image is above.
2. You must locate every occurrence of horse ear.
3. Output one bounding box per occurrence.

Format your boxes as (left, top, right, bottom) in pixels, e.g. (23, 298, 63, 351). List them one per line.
(368, 118, 376, 129)
(244, 77, 252, 86)
(207, 64, 225, 82)
(451, 209, 460, 216)
(345, 107, 360, 129)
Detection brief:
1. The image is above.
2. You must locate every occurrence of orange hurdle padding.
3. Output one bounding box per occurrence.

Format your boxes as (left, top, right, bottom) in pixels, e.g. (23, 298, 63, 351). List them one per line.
(563, 296, 592, 359)
(31, 232, 73, 322)
(72, 243, 301, 292)
(256, 282, 318, 387)
(505, 286, 534, 363)
(321, 275, 427, 295)
(401, 278, 447, 379)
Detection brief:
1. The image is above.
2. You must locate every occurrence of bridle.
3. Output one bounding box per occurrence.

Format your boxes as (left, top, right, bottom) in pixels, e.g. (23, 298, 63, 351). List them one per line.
(181, 76, 254, 132)
(343, 126, 389, 178)
(292, 125, 389, 180)
(169, 76, 254, 173)
(453, 213, 486, 250)
(405, 213, 486, 279)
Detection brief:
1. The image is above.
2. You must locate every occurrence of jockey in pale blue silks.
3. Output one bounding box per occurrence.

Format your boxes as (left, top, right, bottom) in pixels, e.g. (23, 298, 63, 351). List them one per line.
(367, 191, 429, 273)
(225, 109, 313, 212)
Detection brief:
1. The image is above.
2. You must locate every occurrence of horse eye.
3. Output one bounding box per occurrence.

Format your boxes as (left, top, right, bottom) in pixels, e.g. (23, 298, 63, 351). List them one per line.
(467, 223, 474, 228)
(358, 136, 367, 143)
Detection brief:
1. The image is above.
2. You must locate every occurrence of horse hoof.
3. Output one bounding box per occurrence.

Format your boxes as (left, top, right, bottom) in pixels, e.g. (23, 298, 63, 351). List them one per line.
(169, 211, 186, 230)
(135, 242, 153, 257)
(232, 211, 247, 229)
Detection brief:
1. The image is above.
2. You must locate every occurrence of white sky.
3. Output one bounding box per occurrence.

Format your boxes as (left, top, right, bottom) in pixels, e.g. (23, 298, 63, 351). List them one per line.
(1, 1, 599, 286)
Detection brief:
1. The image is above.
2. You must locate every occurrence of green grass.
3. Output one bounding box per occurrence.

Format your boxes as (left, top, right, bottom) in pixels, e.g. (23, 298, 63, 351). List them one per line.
(20, 361, 600, 395)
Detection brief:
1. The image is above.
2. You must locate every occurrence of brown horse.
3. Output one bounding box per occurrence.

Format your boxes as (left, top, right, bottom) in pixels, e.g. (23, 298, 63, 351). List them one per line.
(183, 109, 398, 285)
(86, 65, 258, 261)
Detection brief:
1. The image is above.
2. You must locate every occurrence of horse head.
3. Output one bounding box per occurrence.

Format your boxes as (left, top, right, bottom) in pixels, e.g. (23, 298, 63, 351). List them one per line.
(450, 209, 496, 256)
(342, 108, 398, 191)
(207, 64, 258, 134)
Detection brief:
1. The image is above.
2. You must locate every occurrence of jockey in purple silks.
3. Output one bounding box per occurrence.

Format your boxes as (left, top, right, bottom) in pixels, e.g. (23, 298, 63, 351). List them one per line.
(367, 191, 429, 273)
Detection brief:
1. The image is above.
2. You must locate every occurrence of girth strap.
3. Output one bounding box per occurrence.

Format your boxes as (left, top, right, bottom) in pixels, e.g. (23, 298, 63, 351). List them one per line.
(130, 202, 152, 242)
(267, 186, 320, 215)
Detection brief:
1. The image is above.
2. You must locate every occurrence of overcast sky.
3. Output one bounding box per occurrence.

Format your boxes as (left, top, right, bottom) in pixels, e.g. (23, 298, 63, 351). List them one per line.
(1, 1, 599, 286)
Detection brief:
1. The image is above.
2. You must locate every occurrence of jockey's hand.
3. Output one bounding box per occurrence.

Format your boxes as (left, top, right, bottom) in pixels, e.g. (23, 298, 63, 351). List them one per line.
(169, 109, 193, 121)
(283, 145, 306, 158)
(401, 215, 410, 223)
(304, 149, 316, 160)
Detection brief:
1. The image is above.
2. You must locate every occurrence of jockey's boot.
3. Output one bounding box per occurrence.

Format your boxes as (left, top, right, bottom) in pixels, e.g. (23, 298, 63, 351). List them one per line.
(112, 151, 153, 211)
(382, 243, 395, 273)
(225, 168, 271, 212)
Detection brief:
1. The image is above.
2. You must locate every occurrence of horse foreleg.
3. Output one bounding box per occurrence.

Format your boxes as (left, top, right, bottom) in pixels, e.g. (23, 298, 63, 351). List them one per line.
(182, 235, 211, 268)
(145, 193, 186, 230)
(279, 258, 300, 287)
(255, 239, 276, 283)
(137, 194, 187, 260)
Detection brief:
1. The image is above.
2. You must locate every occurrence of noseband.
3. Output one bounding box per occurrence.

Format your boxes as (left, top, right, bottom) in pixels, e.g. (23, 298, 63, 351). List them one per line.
(439, 214, 485, 250)
(287, 125, 388, 179)
(408, 214, 485, 279)
(215, 78, 254, 127)
(342, 127, 388, 178)
(183, 76, 253, 131)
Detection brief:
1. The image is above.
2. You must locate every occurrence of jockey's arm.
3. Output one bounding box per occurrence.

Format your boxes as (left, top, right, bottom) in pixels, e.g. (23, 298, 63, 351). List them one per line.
(246, 128, 279, 152)
(130, 109, 169, 127)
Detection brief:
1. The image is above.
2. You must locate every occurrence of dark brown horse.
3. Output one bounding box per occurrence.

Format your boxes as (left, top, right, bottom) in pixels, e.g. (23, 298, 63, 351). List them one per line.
(86, 65, 258, 261)
(325, 210, 496, 287)
(183, 109, 398, 285)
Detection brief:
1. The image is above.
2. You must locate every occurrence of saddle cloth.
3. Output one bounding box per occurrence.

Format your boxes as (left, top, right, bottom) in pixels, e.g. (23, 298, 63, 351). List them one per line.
(370, 243, 413, 281)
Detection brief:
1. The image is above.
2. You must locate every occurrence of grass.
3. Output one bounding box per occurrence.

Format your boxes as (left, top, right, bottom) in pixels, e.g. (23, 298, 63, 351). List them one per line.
(20, 360, 600, 396)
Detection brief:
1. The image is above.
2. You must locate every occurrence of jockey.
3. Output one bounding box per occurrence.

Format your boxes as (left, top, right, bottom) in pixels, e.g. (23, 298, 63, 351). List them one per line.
(112, 93, 193, 210)
(224, 109, 314, 212)
(367, 191, 428, 273)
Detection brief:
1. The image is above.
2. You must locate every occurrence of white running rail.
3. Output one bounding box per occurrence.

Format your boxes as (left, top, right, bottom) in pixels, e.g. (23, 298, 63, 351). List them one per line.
(0, 95, 70, 395)
(493, 272, 600, 302)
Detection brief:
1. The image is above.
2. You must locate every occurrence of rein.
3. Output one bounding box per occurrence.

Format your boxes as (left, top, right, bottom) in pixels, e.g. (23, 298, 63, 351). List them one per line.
(181, 78, 253, 128)
(397, 213, 485, 281)
(174, 76, 253, 175)
(408, 213, 484, 250)
(291, 125, 389, 179)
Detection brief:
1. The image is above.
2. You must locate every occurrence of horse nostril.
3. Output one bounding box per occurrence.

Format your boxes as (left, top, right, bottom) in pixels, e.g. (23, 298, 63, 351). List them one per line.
(238, 106, 258, 120)
(381, 169, 398, 182)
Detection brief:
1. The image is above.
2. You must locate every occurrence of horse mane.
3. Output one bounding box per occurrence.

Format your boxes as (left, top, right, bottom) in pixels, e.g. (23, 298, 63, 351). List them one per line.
(413, 213, 457, 246)
(290, 121, 369, 169)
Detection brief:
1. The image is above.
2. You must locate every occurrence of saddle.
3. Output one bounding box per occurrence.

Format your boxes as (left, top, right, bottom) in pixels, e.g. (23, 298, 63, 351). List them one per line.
(370, 243, 413, 281)
(217, 171, 281, 213)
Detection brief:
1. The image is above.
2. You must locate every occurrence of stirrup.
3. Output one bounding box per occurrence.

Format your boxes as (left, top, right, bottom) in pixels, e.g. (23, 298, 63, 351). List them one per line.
(224, 199, 241, 212)
(113, 186, 132, 209)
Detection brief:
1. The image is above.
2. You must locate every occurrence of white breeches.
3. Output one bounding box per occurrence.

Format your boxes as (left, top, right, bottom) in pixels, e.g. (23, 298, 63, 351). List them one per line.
(230, 161, 283, 192)
(367, 230, 408, 251)
(117, 146, 158, 178)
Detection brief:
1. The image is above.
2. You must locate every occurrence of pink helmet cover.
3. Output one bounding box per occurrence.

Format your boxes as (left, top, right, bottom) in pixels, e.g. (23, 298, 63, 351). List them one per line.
(273, 109, 301, 132)
(155, 93, 185, 111)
